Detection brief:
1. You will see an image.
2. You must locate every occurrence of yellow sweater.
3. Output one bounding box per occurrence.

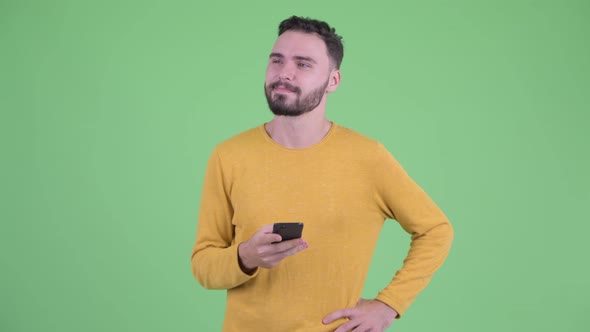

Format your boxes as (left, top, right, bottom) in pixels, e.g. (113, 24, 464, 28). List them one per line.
(191, 123, 453, 332)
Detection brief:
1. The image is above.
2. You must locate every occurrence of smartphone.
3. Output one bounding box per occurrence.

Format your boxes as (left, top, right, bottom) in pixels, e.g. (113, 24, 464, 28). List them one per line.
(272, 222, 304, 242)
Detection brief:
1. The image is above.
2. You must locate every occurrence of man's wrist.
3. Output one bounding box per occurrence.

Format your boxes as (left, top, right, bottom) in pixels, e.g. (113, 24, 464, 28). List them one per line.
(237, 242, 257, 275)
(375, 299, 399, 319)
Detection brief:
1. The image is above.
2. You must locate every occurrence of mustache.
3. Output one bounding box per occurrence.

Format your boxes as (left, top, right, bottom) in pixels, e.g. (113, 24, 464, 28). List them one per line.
(268, 81, 301, 94)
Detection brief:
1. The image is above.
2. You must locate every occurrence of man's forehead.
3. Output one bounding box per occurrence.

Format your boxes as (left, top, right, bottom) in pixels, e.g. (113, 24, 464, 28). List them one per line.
(271, 31, 328, 62)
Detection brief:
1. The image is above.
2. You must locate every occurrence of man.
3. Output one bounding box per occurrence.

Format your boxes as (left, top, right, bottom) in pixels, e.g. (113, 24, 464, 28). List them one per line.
(191, 16, 453, 332)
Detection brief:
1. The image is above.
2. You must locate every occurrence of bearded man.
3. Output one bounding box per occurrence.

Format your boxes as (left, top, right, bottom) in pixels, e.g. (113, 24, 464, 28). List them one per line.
(191, 15, 454, 332)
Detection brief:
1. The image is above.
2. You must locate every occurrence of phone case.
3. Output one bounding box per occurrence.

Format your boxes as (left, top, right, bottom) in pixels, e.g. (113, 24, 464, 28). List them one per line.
(272, 222, 304, 241)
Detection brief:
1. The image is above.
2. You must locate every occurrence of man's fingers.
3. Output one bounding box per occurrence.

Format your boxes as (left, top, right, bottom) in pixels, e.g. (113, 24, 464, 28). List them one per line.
(334, 320, 361, 332)
(262, 240, 308, 265)
(256, 224, 276, 235)
(323, 308, 355, 324)
(350, 324, 371, 332)
(258, 224, 274, 232)
(336, 320, 362, 332)
(273, 238, 306, 252)
(275, 239, 308, 256)
(252, 224, 280, 244)
(257, 232, 283, 245)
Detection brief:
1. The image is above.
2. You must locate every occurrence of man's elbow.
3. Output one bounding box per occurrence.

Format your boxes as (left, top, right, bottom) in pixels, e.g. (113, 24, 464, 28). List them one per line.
(437, 218, 454, 252)
(191, 253, 212, 289)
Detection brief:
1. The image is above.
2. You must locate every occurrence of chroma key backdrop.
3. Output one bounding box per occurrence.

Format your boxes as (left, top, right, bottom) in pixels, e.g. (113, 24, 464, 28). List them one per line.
(1, 0, 589, 331)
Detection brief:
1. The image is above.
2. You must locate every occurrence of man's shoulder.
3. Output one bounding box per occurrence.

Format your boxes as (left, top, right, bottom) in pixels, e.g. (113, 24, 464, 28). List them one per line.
(210, 125, 264, 160)
(333, 124, 387, 152)
(218, 126, 261, 147)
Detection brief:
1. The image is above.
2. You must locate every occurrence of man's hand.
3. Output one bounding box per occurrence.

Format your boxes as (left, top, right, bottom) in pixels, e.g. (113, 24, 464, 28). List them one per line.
(238, 224, 308, 274)
(322, 298, 399, 332)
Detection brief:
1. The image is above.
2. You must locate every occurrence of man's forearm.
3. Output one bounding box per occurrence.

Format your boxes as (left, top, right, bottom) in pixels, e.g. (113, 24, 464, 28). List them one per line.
(376, 220, 454, 317)
(191, 244, 257, 290)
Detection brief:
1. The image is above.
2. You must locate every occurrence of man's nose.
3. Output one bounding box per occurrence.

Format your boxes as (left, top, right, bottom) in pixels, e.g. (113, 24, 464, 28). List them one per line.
(278, 63, 295, 81)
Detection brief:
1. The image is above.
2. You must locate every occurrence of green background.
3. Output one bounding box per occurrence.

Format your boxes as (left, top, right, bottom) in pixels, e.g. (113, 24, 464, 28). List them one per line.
(2, 0, 589, 331)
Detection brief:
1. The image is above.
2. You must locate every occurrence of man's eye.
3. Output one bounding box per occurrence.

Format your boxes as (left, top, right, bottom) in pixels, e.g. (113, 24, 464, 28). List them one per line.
(298, 63, 311, 68)
(271, 59, 282, 64)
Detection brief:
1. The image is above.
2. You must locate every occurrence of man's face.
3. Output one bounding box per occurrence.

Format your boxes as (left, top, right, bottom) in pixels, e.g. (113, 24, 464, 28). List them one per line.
(264, 30, 334, 116)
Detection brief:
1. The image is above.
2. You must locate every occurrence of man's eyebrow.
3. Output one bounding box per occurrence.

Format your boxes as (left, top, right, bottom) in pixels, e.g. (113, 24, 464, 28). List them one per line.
(269, 53, 317, 64)
(294, 56, 317, 64)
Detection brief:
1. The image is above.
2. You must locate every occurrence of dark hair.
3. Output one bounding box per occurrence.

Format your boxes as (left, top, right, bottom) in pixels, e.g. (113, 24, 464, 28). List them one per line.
(278, 16, 344, 69)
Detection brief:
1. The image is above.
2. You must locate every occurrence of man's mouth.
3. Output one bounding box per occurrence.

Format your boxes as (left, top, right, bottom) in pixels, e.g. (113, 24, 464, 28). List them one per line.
(274, 86, 296, 93)
(270, 82, 299, 94)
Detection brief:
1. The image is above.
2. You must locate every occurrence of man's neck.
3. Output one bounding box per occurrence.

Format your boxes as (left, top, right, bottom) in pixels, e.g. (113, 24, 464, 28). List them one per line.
(265, 111, 332, 149)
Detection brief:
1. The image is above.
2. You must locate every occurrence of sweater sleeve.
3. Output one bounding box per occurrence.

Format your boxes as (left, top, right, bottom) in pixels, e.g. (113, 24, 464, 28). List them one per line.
(372, 143, 454, 317)
(190, 148, 258, 289)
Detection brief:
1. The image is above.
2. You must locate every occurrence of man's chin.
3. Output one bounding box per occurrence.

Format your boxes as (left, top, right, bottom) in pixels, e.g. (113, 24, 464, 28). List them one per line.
(269, 106, 305, 117)
(272, 93, 296, 103)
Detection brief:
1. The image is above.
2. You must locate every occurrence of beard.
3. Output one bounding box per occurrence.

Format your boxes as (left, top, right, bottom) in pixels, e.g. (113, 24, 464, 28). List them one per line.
(264, 79, 329, 117)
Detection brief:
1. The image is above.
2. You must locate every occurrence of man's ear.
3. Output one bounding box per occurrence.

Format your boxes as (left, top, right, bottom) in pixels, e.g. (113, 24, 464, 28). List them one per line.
(326, 69, 341, 93)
